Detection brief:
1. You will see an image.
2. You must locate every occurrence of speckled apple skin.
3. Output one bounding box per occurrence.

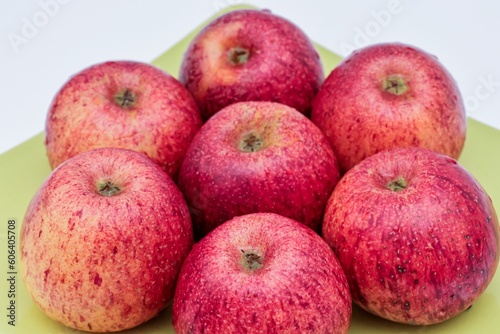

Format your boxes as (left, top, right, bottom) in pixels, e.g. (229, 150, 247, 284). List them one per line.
(173, 212, 352, 334)
(179, 9, 324, 120)
(311, 43, 466, 174)
(322, 147, 499, 325)
(178, 101, 340, 238)
(20, 148, 193, 332)
(45, 61, 202, 178)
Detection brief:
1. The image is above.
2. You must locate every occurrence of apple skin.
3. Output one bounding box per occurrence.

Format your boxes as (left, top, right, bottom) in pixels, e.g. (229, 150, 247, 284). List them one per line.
(172, 212, 352, 334)
(20, 148, 193, 332)
(311, 42, 466, 174)
(322, 147, 499, 325)
(179, 9, 324, 120)
(178, 101, 340, 238)
(45, 60, 202, 178)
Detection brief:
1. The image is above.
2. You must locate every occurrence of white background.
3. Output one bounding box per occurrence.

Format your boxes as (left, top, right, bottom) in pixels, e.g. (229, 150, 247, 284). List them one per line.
(1, 0, 499, 155)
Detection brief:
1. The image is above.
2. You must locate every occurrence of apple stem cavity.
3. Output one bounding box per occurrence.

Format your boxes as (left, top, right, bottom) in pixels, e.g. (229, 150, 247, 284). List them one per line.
(97, 180, 122, 197)
(114, 88, 136, 109)
(387, 176, 408, 192)
(382, 75, 408, 96)
(241, 249, 263, 271)
(239, 132, 263, 152)
(228, 47, 250, 66)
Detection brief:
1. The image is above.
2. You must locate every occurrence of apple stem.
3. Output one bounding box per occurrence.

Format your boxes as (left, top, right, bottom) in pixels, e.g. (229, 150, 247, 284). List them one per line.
(382, 75, 408, 96)
(97, 181, 122, 197)
(228, 47, 250, 65)
(239, 132, 263, 152)
(241, 249, 263, 271)
(387, 176, 407, 192)
(114, 89, 136, 109)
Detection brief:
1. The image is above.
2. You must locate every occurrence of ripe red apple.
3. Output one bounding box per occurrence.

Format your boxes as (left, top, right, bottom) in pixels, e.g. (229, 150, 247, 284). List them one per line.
(45, 60, 202, 178)
(172, 212, 352, 334)
(311, 42, 466, 173)
(322, 147, 499, 325)
(178, 101, 340, 238)
(179, 9, 324, 119)
(20, 148, 193, 332)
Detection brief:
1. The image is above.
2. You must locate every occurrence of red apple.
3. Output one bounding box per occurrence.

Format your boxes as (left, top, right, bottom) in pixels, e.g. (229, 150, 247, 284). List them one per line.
(45, 60, 202, 178)
(311, 42, 466, 174)
(178, 101, 340, 238)
(179, 9, 324, 120)
(322, 147, 499, 325)
(172, 212, 352, 334)
(20, 148, 193, 332)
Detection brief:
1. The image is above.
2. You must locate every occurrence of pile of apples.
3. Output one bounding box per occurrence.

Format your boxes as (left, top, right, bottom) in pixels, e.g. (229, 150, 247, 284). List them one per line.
(19, 9, 499, 334)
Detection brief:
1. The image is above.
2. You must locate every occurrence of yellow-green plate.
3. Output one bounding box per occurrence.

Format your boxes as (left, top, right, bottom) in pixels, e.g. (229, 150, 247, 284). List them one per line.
(1, 4, 499, 334)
